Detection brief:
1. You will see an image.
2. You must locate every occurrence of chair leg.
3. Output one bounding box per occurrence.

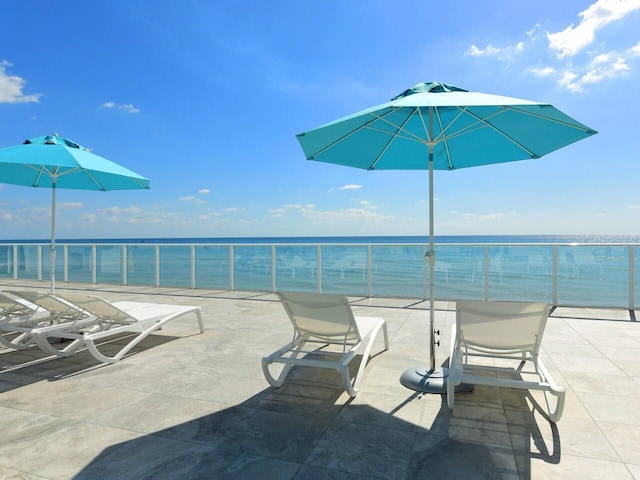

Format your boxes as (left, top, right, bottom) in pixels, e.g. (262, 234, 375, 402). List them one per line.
(538, 359, 566, 422)
(262, 337, 306, 388)
(347, 320, 389, 397)
(262, 358, 294, 388)
(0, 332, 34, 350)
(33, 333, 83, 357)
(447, 323, 460, 411)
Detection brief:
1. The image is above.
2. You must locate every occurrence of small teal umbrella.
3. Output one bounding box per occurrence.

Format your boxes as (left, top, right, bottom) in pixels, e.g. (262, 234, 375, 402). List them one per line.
(296, 82, 597, 393)
(0, 134, 150, 292)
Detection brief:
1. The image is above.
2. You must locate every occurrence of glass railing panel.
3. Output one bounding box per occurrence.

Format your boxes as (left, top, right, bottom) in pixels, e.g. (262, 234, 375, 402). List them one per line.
(557, 245, 628, 307)
(320, 245, 368, 295)
(95, 246, 123, 284)
(195, 245, 231, 289)
(371, 245, 423, 298)
(0, 245, 13, 279)
(67, 245, 93, 283)
(274, 245, 318, 292)
(487, 246, 553, 303)
(126, 245, 156, 286)
(233, 245, 272, 291)
(159, 246, 191, 287)
(434, 245, 485, 300)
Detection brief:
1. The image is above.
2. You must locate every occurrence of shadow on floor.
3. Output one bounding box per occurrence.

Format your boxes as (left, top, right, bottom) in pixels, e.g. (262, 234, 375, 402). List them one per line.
(71, 361, 561, 480)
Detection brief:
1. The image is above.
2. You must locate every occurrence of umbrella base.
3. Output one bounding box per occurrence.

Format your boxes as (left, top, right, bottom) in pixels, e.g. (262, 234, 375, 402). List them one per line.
(400, 366, 449, 394)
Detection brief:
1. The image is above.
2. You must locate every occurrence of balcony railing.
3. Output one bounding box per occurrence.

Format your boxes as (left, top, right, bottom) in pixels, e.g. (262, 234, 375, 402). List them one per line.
(0, 242, 638, 309)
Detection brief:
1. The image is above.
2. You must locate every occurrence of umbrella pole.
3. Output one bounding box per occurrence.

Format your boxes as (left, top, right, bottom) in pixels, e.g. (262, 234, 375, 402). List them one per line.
(399, 131, 449, 393)
(428, 145, 436, 372)
(50, 180, 56, 293)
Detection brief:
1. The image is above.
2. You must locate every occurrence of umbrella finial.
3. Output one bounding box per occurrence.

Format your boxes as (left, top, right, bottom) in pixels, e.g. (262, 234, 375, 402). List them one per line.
(391, 82, 467, 100)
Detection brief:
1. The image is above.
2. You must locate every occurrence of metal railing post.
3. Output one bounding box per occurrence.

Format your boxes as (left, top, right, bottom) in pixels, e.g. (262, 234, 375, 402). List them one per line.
(122, 246, 128, 285)
(317, 246, 322, 293)
(230, 245, 234, 291)
(63, 245, 68, 283)
(12, 245, 17, 280)
(92, 245, 97, 284)
(630, 245, 635, 310)
(484, 246, 489, 301)
(552, 245, 558, 306)
(155, 245, 160, 287)
(368, 245, 372, 297)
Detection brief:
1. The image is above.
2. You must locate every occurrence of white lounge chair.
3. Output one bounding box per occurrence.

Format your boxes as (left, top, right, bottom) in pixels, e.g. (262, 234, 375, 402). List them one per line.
(0, 291, 50, 350)
(6, 292, 204, 363)
(262, 291, 389, 397)
(3, 291, 95, 355)
(447, 300, 565, 422)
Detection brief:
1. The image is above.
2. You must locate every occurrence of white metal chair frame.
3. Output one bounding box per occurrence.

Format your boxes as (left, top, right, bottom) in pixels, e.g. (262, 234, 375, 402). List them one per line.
(447, 300, 565, 422)
(263, 291, 389, 397)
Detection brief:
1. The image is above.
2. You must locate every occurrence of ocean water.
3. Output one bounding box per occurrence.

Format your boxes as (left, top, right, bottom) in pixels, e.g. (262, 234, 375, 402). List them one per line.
(2, 235, 639, 308)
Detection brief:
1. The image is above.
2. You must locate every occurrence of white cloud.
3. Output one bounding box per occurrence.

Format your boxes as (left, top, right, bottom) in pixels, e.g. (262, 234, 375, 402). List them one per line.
(198, 188, 210, 194)
(530, 66, 556, 77)
(58, 202, 83, 210)
(462, 212, 506, 221)
(119, 103, 140, 114)
(466, 44, 501, 57)
(556, 48, 636, 91)
(469, 1, 640, 92)
(300, 206, 394, 224)
(0, 60, 41, 103)
(102, 101, 141, 113)
(339, 184, 362, 191)
(547, 0, 640, 58)
(179, 196, 197, 202)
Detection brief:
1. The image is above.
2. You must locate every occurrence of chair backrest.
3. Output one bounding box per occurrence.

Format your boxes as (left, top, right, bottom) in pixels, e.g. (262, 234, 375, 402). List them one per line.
(53, 293, 134, 324)
(456, 300, 550, 353)
(0, 291, 38, 317)
(7, 291, 88, 320)
(276, 291, 360, 342)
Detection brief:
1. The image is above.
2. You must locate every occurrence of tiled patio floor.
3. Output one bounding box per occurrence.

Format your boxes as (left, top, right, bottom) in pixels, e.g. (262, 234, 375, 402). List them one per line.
(1, 280, 639, 479)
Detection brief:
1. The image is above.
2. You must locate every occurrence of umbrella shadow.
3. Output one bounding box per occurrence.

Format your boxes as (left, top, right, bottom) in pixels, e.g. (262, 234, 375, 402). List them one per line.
(68, 356, 561, 479)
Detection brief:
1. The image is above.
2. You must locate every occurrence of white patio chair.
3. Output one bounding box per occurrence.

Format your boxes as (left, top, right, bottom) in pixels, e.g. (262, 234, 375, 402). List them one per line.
(447, 300, 565, 422)
(7, 292, 204, 363)
(262, 291, 389, 397)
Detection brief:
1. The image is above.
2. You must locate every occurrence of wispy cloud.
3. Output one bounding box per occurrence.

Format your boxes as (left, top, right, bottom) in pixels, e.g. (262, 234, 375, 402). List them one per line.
(339, 184, 363, 191)
(547, 0, 640, 58)
(0, 60, 41, 103)
(102, 101, 141, 114)
(466, 0, 640, 92)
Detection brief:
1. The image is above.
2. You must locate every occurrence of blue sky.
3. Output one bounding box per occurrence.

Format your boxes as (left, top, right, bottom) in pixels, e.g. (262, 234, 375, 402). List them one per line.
(1, 0, 639, 240)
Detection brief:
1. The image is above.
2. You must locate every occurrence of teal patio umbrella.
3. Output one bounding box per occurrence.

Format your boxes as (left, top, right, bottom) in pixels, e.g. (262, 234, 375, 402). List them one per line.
(296, 82, 597, 393)
(0, 134, 150, 292)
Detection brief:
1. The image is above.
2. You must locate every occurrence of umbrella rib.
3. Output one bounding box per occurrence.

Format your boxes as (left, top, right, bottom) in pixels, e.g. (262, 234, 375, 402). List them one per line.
(307, 108, 398, 159)
(368, 109, 419, 169)
(432, 108, 454, 169)
(506, 105, 596, 133)
(369, 109, 429, 145)
(460, 107, 540, 157)
(25, 164, 54, 187)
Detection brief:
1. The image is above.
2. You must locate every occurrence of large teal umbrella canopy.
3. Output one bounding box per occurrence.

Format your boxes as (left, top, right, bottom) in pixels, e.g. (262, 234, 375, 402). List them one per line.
(0, 134, 150, 292)
(297, 81, 597, 170)
(296, 82, 597, 393)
